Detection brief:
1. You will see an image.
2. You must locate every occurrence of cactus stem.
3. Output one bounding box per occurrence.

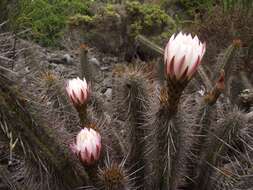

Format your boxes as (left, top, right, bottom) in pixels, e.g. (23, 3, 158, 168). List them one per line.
(80, 44, 92, 83)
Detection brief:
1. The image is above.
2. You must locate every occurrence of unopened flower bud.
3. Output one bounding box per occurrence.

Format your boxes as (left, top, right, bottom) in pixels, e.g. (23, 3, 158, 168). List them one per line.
(66, 77, 90, 107)
(164, 32, 206, 80)
(72, 128, 102, 166)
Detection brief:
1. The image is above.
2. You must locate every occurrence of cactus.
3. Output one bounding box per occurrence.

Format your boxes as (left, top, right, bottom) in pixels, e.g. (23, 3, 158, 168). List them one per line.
(111, 65, 153, 188)
(0, 76, 89, 189)
(0, 29, 253, 190)
(80, 44, 93, 83)
(97, 153, 133, 190)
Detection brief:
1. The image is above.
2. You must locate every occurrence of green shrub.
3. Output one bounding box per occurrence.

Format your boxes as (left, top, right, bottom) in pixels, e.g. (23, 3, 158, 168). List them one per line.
(126, 1, 175, 36)
(11, 0, 94, 47)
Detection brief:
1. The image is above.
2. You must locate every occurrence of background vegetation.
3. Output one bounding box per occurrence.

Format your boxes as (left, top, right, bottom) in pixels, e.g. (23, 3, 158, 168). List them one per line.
(3, 0, 95, 47)
(1, 0, 252, 48)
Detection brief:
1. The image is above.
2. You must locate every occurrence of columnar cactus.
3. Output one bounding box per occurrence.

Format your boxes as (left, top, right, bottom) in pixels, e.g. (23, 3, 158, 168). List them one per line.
(152, 32, 206, 189)
(111, 67, 151, 188)
(1, 29, 252, 190)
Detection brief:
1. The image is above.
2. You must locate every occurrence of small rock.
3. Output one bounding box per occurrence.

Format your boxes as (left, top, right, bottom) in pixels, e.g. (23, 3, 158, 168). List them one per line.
(100, 66, 110, 71)
(25, 66, 30, 73)
(89, 57, 100, 67)
(48, 53, 73, 65)
(63, 54, 73, 64)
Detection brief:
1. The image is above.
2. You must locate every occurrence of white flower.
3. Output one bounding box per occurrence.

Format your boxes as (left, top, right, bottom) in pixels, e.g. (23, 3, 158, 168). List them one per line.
(72, 128, 102, 166)
(164, 32, 206, 80)
(66, 77, 89, 106)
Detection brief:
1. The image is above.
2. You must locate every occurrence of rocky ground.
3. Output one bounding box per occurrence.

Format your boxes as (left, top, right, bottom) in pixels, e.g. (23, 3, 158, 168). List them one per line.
(2, 36, 121, 106)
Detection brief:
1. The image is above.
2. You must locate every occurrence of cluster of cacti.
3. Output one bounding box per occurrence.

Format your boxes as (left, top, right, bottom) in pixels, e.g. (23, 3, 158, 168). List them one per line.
(0, 27, 253, 190)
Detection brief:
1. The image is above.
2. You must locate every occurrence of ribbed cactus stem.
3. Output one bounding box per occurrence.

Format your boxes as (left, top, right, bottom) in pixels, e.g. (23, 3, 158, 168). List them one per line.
(112, 66, 151, 188)
(216, 39, 241, 97)
(207, 111, 244, 165)
(192, 72, 225, 190)
(80, 44, 92, 82)
(123, 72, 150, 188)
(0, 82, 89, 188)
(222, 39, 241, 74)
(152, 77, 187, 189)
(154, 108, 175, 189)
(191, 104, 216, 190)
(136, 35, 164, 55)
(77, 105, 89, 126)
(195, 109, 246, 190)
(85, 164, 101, 187)
(204, 70, 225, 105)
(169, 128, 188, 190)
(155, 80, 186, 189)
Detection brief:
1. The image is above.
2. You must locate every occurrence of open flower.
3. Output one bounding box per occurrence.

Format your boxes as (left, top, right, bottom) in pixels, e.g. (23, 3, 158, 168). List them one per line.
(72, 128, 102, 166)
(66, 77, 90, 106)
(164, 32, 206, 80)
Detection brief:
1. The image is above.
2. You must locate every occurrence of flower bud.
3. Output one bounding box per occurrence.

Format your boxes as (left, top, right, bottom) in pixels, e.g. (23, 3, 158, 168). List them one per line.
(164, 32, 206, 80)
(72, 128, 102, 166)
(66, 77, 90, 107)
